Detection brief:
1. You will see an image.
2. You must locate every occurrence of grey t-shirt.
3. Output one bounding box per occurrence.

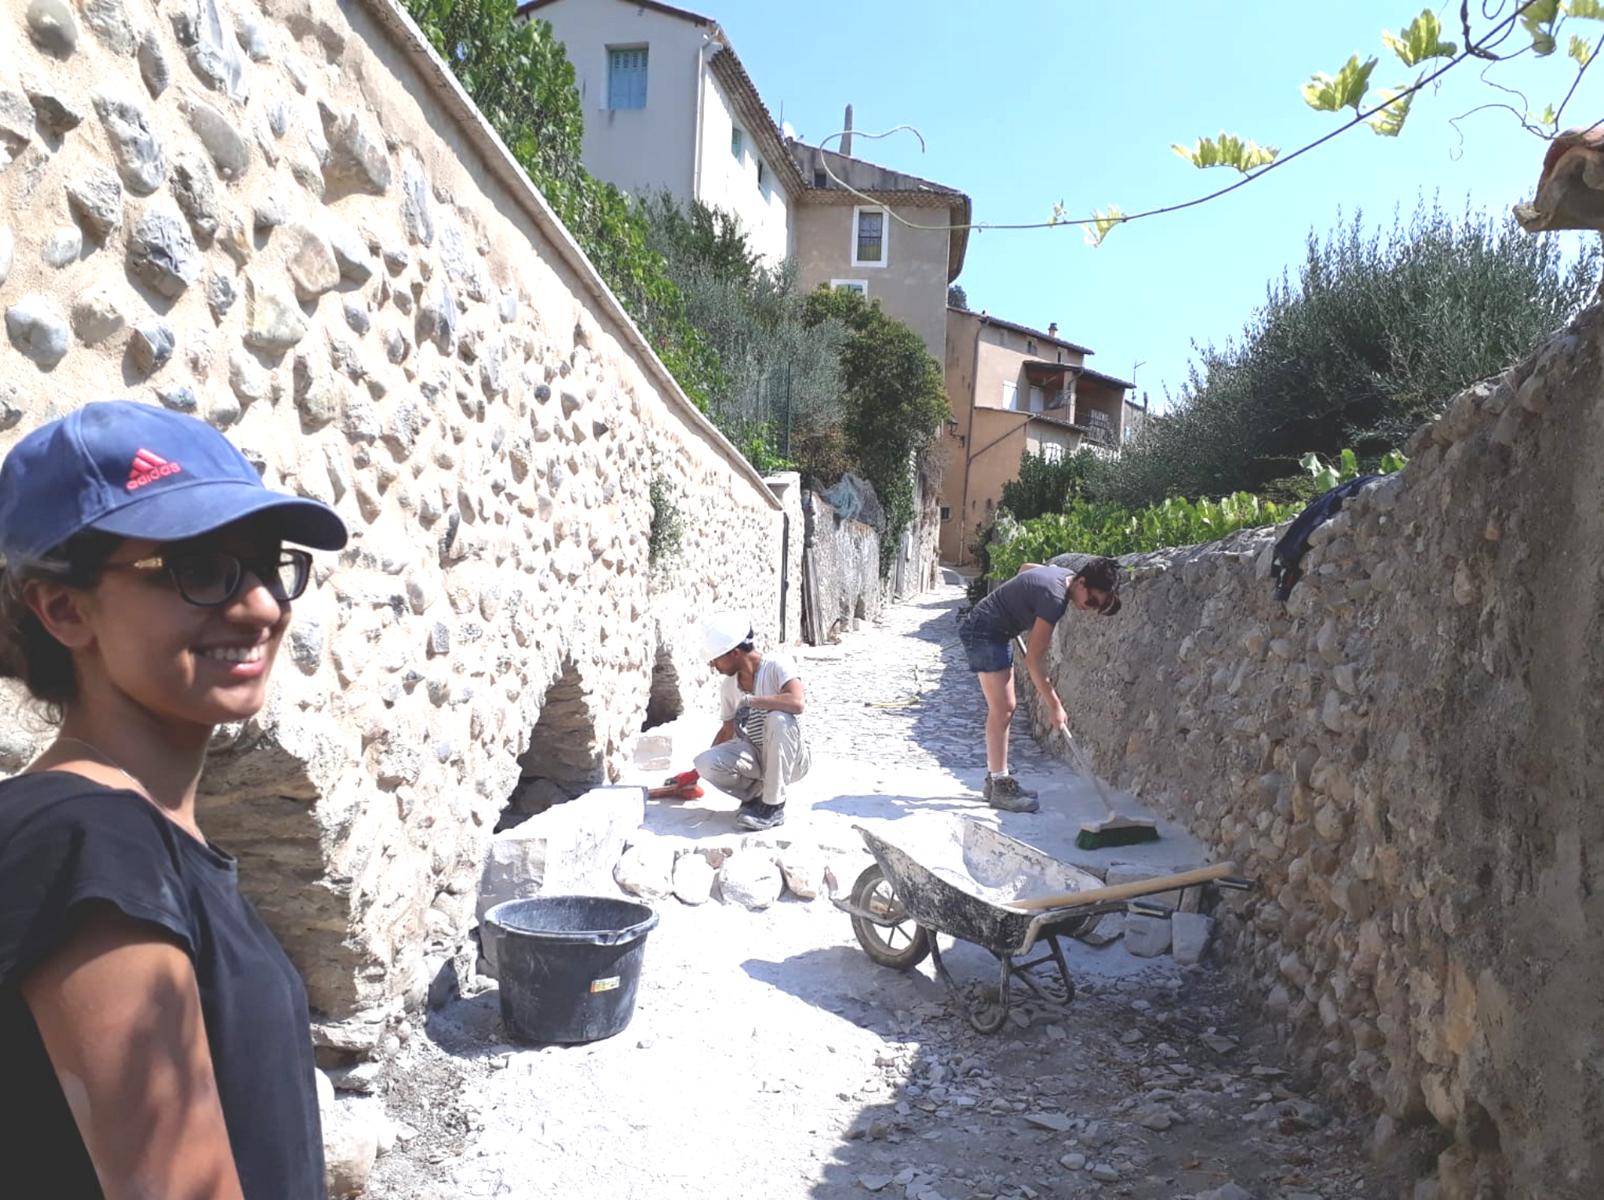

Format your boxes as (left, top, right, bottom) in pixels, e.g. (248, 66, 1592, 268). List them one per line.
(970, 566, 1072, 641)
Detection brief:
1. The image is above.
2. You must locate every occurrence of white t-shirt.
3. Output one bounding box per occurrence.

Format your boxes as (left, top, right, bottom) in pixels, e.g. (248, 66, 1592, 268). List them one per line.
(720, 653, 801, 723)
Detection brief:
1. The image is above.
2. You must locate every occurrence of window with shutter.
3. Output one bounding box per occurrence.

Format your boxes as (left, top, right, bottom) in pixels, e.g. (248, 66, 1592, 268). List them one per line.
(731, 127, 743, 158)
(607, 47, 648, 110)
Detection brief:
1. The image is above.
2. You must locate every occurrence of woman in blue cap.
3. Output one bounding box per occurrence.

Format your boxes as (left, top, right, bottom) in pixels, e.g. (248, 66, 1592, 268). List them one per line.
(0, 401, 347, 1199)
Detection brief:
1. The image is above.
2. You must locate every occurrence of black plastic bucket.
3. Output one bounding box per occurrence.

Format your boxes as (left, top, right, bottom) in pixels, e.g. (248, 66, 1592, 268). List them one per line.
(483, 896, 659, 1044)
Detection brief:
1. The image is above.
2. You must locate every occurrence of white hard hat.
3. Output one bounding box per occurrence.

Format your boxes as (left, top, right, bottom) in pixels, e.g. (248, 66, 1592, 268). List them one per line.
(700, 611, 752, 662)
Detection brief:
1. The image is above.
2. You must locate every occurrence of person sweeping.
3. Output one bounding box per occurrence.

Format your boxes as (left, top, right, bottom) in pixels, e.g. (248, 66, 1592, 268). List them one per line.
(956, 557, 1121, 812)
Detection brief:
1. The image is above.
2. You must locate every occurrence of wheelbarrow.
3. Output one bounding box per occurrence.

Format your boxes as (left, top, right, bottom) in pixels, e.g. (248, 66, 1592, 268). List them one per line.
(832, 819, 1249, 1033)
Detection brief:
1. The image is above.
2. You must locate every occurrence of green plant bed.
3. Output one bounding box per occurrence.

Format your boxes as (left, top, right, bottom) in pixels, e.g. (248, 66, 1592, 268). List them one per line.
(984, 446, 1405, 582)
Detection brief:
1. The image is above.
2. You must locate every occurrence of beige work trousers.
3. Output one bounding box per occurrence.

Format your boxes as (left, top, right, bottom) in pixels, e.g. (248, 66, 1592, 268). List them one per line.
(693, 711, 811, 808)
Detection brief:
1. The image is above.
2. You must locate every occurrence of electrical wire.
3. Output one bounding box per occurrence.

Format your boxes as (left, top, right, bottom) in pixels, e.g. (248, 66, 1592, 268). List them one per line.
(813, 0, 1569, 241)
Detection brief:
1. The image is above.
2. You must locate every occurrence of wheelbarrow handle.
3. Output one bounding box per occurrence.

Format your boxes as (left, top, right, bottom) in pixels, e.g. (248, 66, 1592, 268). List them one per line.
(1008, 861, 1239, 911)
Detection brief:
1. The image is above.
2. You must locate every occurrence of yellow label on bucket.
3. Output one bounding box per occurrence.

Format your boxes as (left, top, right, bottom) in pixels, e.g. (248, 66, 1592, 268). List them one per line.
(590, 976, 621, 994)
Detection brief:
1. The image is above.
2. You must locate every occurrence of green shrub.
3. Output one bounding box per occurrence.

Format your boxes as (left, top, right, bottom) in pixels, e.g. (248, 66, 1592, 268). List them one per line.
(640, 195, 844, 468)
(998, 449, 1097, 521)
(1097, 201, 1598, 507)
(803, 287, 948, 574)
(988, 493, 1293, 579)
(986, 447, 1406, 580)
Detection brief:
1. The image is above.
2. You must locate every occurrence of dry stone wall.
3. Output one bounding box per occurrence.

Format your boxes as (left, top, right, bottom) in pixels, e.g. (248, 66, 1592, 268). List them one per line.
(1037, 313, 1604, 1197)
(0, 0, 785, 1054)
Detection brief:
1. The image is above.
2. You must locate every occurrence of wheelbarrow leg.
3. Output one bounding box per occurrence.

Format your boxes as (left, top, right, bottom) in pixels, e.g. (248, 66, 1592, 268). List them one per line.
(929, 939, 1011, 1034)
(1045, 934, 1076, 1005)
(972, 956, 1014, 1035)
(1013, 935, 1077, 1007)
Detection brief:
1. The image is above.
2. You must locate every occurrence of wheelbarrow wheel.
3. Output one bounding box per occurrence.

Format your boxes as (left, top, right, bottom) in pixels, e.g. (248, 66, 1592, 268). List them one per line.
(849, 863, 931, 971)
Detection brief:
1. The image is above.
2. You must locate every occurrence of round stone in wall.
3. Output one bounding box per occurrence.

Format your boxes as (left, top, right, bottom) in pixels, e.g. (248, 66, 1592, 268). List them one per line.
(41, 225, 82, 269)
(156, 384, 197, 412)
(5, 295, 71, 368)
(186, 99, 252, 180)
(22, 75, 84, 133)
(169, 147, 220, 244)
(69, 284, 128, 345)
(137, 29, 170, 98)
(26, 0, 78, 56)
(79, 0, 137, 55)
(243, 275, 308, 351)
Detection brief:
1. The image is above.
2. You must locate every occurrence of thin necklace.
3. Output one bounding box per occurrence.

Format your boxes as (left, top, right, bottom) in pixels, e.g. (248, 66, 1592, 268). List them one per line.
(54, 735, 155, 802)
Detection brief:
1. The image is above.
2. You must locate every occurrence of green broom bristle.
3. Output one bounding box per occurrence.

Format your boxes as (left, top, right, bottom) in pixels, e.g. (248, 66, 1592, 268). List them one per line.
(1076, 824, 1162, 851)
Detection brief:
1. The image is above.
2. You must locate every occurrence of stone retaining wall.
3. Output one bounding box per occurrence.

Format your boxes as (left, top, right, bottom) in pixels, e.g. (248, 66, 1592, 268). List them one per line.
(0, 0, 784, 1053)
(1037, 314, 1604, 1197)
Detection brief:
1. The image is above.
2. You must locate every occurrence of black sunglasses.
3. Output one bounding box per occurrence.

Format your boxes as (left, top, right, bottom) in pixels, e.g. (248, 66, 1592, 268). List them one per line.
(106, 549, 313, 608)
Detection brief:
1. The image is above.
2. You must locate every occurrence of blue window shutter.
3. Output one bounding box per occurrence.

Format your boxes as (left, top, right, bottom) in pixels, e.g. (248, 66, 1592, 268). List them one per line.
(608, 48, 648, 110)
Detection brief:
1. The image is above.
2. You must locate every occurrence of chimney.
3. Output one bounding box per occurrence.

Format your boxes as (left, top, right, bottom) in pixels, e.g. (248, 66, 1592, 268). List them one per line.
(841, 104, 853, 158)
(1047, 322, 1058, 338)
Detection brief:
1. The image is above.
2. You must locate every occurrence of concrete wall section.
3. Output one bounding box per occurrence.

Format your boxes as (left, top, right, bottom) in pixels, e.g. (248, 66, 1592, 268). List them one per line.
(0, 0, 781, 1051)
(1034, 316, 1604, 1198)
(764, 470, 805, 644)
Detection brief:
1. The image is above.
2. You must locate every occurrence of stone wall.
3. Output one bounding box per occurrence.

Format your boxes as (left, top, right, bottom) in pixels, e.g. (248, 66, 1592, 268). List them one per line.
(1035, 315, 1604, 1197)
(802, 487, 881, 644)
(0, 0, 785, 1052)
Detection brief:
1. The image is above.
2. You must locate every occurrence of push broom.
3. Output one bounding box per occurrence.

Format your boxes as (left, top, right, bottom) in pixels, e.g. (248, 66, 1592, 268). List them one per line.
(1011, 635, 1159, 850)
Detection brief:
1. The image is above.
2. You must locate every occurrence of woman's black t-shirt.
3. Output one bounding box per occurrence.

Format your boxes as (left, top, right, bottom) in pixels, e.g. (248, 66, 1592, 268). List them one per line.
(0, 773, 326, 1199)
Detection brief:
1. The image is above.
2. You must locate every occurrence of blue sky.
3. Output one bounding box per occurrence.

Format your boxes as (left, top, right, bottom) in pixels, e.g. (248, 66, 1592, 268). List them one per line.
(698, 0, 1601, 407)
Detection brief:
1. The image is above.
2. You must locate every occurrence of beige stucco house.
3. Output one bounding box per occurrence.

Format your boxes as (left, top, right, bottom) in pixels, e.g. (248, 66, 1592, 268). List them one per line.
(939, 308, 1132, 566)
(519, 0, 969, 360)
(787, 140, 968, 360)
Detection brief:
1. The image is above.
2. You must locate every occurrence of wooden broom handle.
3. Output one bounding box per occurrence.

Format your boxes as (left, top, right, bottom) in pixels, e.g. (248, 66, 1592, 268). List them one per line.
(1009, 861, 1237, 911)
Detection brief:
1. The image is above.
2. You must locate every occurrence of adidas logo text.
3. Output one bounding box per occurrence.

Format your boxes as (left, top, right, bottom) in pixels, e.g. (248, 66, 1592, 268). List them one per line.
(126, 449, 182, 491)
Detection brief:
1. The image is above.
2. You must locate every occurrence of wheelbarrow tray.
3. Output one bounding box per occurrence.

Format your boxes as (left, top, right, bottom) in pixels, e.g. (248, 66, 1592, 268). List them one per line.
(855, 821, 1106, 956)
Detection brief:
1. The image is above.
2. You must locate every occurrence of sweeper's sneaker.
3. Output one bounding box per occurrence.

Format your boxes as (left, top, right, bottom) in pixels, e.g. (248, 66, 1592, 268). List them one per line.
(983, 774, 1040, 813)
(735, 801, 786, 831)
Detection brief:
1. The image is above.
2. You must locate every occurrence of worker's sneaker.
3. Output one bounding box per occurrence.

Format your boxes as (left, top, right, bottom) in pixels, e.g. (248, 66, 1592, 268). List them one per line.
(736, 801, 786, 831)
(984, 774, 1040, 813)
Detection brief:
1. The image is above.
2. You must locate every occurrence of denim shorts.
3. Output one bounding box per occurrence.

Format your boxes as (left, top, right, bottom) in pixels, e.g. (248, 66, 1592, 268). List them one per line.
(956, 611, 1012, 674)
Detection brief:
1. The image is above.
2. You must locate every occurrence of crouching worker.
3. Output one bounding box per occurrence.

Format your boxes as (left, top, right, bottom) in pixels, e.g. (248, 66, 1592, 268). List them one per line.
(956, 557, 1121, 813)
(693, 612, 811, 831)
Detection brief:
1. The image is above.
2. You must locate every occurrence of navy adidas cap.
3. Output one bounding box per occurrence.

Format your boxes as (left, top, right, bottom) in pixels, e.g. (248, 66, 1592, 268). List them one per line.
(0, 400, 347, 564)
